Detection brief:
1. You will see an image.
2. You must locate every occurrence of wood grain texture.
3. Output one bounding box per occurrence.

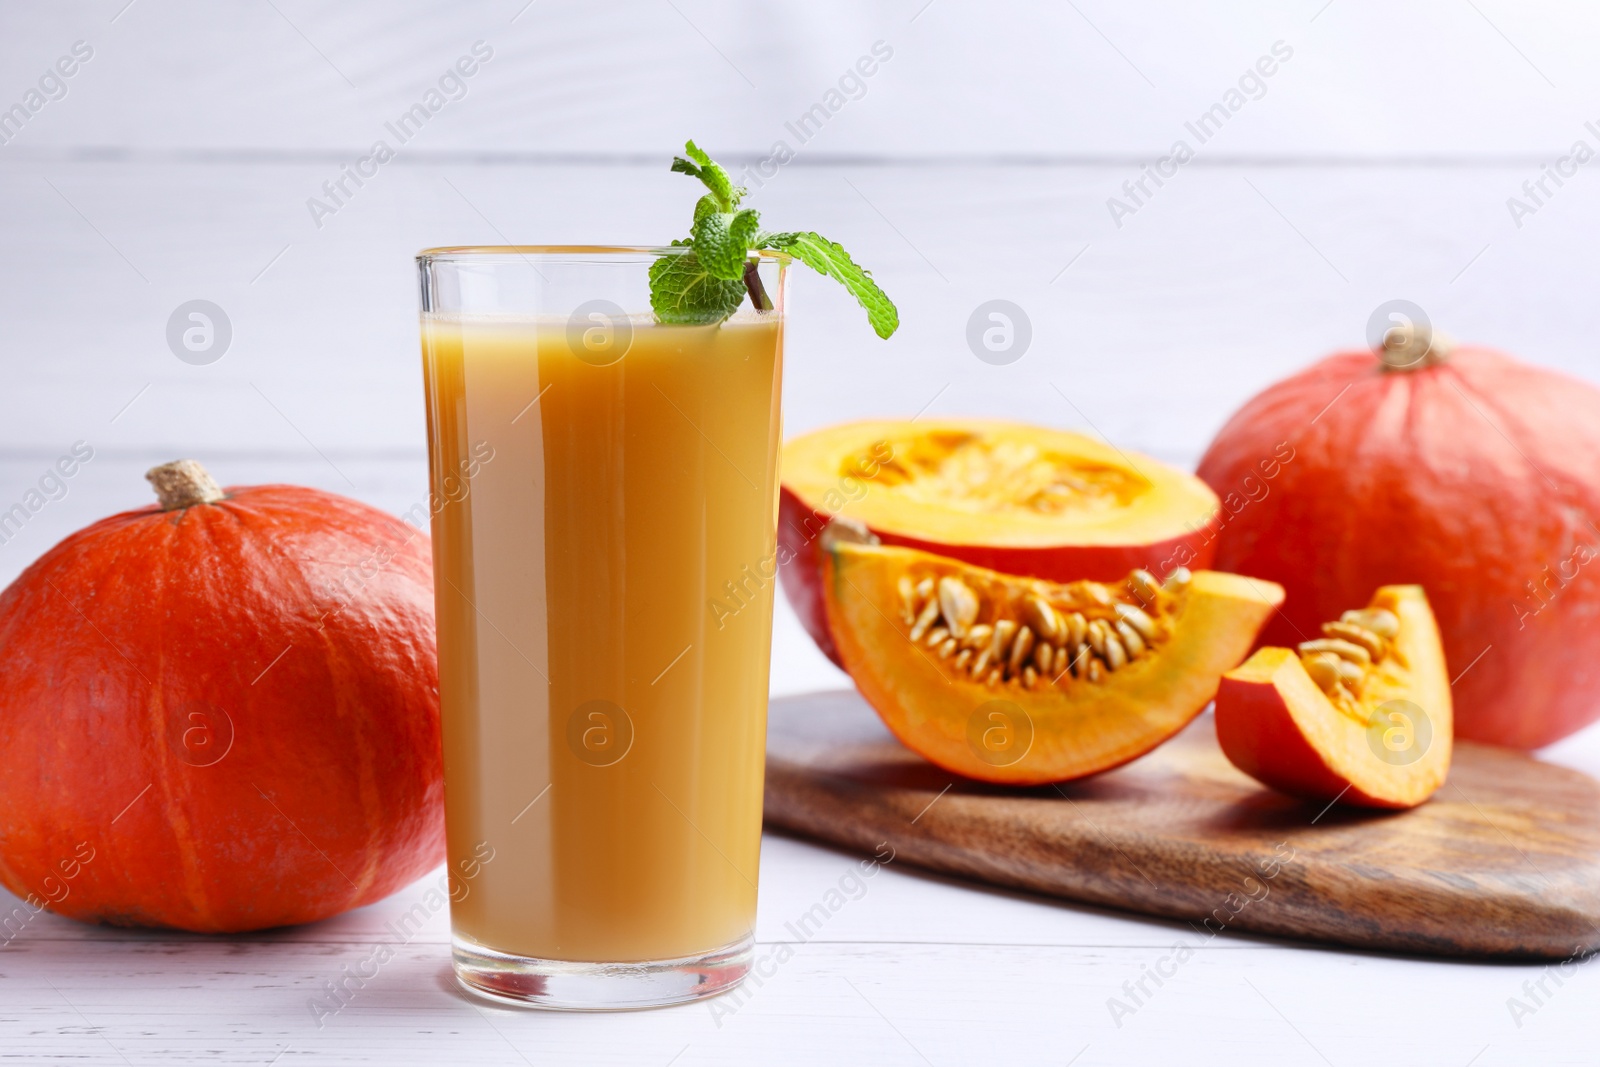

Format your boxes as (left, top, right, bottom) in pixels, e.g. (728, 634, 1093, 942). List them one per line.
(765, 689, 1600, 960)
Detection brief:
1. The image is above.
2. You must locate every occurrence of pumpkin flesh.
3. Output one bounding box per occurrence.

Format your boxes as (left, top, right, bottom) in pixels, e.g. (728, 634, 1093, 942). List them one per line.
(823, 541, 1281, 785)
(782, 419, 1221, 666)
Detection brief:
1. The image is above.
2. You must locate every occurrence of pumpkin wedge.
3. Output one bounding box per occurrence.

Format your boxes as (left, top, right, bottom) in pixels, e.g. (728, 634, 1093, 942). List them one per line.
(1214, 586, 1453, 809)
(821, 524, 1283, 785)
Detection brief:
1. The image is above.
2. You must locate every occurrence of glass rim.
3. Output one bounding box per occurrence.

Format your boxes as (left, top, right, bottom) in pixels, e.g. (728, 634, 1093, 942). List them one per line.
(416, 245, 792, 265)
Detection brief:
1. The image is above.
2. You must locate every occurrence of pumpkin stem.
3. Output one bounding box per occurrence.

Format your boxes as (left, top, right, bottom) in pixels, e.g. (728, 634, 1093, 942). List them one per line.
(1379, 323, 1455, 372)
(146, 460, 226, 510)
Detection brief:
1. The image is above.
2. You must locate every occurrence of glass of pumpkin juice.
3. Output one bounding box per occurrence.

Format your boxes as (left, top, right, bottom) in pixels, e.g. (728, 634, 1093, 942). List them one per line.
(417, 247, 786, 1009)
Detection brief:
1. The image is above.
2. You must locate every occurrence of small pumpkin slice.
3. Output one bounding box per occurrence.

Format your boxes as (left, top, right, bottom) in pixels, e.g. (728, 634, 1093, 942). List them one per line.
(821, 523, 1283, 785)
(1214, 586, 1453, 809)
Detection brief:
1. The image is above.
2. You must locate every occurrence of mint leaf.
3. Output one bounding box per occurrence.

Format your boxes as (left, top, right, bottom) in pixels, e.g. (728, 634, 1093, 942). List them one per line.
(671, 155, 706, 184)
(673, 140, 741, 211)
(648, 245, 746, 325)
(693, 207, 762, 281)
(692, 194, 722, 227)
(652, 140, 898, 338)
(760, 231, 899, 339)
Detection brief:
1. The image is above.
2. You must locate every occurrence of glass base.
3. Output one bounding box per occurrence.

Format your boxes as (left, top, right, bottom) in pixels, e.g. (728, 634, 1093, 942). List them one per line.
(452, 933, 753, 1011)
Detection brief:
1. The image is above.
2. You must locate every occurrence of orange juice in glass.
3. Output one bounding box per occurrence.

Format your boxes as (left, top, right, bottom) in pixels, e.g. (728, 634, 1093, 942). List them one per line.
(418, 247, 786, 1009)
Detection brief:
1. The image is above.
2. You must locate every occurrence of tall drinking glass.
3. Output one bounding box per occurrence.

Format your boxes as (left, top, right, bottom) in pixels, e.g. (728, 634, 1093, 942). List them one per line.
(416, 247, 787, 1009)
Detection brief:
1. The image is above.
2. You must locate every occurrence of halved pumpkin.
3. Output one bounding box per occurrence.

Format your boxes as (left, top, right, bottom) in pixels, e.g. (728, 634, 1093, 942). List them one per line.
(781, 420, 1222, 666)
(1214, 586, 1453, 809)
(821, 526, 1283, 785)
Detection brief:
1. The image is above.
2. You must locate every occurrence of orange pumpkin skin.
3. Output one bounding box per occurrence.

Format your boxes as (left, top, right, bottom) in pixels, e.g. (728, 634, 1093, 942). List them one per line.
(1197, 346, 1600, 749)
(0, 483, 445, 932)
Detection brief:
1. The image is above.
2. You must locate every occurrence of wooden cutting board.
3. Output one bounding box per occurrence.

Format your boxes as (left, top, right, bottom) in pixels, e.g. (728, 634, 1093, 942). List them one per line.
(763, 689, 1600, 960)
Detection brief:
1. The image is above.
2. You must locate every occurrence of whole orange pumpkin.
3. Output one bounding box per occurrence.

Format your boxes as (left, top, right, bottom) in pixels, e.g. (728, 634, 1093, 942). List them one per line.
(1197, 334, 1600, 749)
(0, 461, 444, 931)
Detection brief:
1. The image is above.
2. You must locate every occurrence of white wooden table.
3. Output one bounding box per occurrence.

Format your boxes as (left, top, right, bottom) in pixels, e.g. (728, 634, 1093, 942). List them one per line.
(5, 1, 1600, 1062)
(7, 680, 1600, 1067)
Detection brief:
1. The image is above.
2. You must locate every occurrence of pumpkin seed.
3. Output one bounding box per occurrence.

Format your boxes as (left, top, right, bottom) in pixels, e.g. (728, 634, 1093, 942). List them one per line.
(1302, 652, 1344, 694)
(1086, 619, 1109, 657)
(899, 563, 1195, 690)
(1333, 658, 1365, 687)
(1297, 637, 1371, 667)
(1008, 625, 1035, 677)
(1023, 596, 1063, 644)
(1103, 631, 1128, 671)
(1114, 620, 1146, 658)
(1129, 569, 1161, 604)
(909, 600, 940, 642)
(1081, 583, 1115, 608)
(1322, 621, 1384, 659)
(821, 516, 877, 553)
(1342, 608, 1399, 640)
(1114, 603, 1157, 642)
(938, 577, 979, 639)
(971, 648, 992, 678)
(989, 620, 1018, 662)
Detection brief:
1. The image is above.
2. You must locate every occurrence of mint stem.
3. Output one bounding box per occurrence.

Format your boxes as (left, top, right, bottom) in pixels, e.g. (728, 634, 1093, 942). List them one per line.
(742, 259, 772, 312)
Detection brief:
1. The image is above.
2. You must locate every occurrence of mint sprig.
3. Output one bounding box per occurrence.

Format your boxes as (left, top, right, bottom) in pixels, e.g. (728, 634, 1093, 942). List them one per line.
(649, 140, 899, 338)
